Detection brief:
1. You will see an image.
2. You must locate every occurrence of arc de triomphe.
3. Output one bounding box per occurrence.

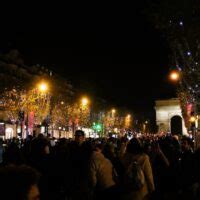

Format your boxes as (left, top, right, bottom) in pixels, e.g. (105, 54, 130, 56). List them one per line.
(155, 98, 188, 135)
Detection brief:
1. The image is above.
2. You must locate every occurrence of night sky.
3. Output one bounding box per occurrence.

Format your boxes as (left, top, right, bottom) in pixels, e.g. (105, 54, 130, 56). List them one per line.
(0, 2, 176, 120)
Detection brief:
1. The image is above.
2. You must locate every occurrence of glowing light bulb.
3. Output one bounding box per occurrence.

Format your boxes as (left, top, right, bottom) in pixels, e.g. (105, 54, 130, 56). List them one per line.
(170, 71, 180, 81)
(38, 82, 48, 92)
(179, 21, 183, 26)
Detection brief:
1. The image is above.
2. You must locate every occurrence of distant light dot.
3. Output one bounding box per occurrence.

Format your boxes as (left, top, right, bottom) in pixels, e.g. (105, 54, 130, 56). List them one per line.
(187, 51, 191, 56)
(177, 66, 182, 71)
(179, 21, 183, 26)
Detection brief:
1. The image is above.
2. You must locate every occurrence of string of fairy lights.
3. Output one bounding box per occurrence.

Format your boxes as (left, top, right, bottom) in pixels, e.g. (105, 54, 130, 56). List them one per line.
(168, 16, 200, 115)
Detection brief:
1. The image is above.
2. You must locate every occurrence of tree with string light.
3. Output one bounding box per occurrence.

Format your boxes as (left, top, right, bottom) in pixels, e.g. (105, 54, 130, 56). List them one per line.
(147, 0, 200, 131)
(0, 83, 51, 137)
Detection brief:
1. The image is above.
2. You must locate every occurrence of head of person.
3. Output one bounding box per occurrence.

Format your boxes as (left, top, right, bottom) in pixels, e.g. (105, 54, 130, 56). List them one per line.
(126, 138, 143, 155)
(181, 136, 192, 152)
(94, 143, 104, 153)
(74, 130, 85, 145)
(0, 165, 40, 200)
(31, 138, 50, 157)
(173, 135, 179, 141)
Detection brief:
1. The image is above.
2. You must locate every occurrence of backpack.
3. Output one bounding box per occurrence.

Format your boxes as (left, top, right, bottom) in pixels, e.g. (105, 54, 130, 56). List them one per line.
(123, 160, 145, 191)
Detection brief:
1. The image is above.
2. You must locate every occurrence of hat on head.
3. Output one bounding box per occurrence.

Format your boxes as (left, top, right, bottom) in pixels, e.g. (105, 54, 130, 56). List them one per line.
(75, 130, 85, 137)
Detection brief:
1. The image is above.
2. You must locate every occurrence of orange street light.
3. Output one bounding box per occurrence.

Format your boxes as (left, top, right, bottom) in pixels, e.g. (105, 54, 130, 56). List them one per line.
(38, 82, 48, 92)
(112, 109, 116, 114)
(127, 114, 131, 119)
(81, 97, 89, 107)
(125, 114, 131, 128)
(169, 71, 180, 81)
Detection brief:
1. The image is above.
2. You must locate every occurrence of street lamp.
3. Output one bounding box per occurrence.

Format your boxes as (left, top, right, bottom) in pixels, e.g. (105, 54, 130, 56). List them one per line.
(38, 82, 48, 93)
(79, 97, 90, 129)
(125, 114, 131, 130)
(112, 109, 116, 114)
(127, 114, 131, 119)
(37, 81, 50, 136)
(169, 70, 180, 82)
(81, 97, 89, 107)
(58, 126, 62, 138)
(110, 109, 117, 132)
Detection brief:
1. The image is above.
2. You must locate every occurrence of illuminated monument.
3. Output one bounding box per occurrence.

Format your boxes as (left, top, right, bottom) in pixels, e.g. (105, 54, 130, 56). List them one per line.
(155, 98, 188, 135)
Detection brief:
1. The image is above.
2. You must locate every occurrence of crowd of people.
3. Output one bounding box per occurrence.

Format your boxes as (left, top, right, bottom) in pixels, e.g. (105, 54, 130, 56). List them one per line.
(0, 131, 200, 200)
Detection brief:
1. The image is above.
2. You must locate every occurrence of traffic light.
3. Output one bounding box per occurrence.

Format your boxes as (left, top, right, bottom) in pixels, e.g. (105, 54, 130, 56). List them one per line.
(92, 122, 102, 132)
(96, 124, 102, 131)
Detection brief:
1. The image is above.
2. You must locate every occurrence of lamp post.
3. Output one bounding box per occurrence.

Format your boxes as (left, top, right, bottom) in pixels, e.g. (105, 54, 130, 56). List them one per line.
(111, 109, 116, 117)
(38, 82, 49, 136)
(18, 111, 24, 138)
(126, 114, 131, 124)
(111, 109, 116, 132)
(144, 120, 148, 133)
(190, 116, 198, 149)
(58, 126, 62, 138)
(81, 97, 89, 107)
(125, 114, 131, 133)
(79, 97, 90, 129)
